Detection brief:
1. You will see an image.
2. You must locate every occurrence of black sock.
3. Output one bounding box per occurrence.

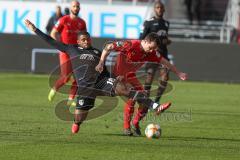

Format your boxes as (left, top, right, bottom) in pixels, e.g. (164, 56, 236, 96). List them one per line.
(73, 119, 81, 126)
(128, 90, 157, 110)
(144, 82, 152, 97)
(155, 81, 168, 103)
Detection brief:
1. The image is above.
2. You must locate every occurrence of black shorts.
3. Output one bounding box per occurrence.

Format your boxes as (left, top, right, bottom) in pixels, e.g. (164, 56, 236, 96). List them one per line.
(76, 77, 117, 110)
(76, 96, 95, 110)
(94, 77, 116, 97)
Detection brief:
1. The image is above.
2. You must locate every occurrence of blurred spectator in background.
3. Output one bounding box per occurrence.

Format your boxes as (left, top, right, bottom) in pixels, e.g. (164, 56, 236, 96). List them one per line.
(48, 0, 87, 106)
(64, 7, 70, 15)
(184, 0, 201, 24)
(46, 6, 63, 35)
(238, 12, 240, 45)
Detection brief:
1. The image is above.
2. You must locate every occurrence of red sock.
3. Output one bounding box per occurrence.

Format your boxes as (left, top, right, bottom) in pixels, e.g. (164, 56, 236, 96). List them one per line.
(69, 80, 77, 100)
(132, 106, 148, 128)
(123, 99, 135, 129)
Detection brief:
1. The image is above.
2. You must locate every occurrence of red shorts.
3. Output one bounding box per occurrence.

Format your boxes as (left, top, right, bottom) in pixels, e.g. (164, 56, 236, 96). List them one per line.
(121, 72, 144, 91)
(59, 52, 73, 76)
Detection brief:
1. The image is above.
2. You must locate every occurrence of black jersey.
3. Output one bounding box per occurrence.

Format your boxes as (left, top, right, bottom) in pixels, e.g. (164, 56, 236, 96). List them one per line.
(140, 17, 170, 60)
(35, 29, 109, 97)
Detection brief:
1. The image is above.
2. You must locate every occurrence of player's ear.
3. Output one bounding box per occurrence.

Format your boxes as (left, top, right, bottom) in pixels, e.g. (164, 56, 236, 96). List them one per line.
(77, 39, 81, 45)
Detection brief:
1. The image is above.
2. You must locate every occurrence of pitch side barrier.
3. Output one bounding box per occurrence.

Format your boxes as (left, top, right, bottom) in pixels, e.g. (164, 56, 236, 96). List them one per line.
(31, 48, 118, 73)
(0, 34, 240, 83)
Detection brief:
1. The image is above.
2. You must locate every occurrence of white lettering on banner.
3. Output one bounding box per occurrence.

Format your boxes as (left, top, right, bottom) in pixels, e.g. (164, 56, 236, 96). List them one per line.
(0, 1, 148, 39)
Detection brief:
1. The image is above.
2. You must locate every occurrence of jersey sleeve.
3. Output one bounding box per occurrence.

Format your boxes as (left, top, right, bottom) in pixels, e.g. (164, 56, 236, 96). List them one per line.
(139, 21, 150, 40)
(35, 28, 68, 52)
(147, 52, 163, 63)
(112, 40, 132, 53)
(53, 17, 64, 32)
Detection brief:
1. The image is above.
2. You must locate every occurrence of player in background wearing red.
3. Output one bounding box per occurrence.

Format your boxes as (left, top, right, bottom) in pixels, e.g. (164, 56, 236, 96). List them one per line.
(48, 0, 87, 106)
(95, 34, 187, 136)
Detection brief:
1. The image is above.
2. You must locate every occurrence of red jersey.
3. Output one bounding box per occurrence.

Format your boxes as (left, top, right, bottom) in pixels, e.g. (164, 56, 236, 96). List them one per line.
(112, 40, 162, 79)
(54, 15, 87, 44)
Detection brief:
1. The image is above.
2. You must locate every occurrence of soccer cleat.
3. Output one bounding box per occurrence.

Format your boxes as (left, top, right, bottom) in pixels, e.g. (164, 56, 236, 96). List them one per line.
(48, 89, 56, 102)
(67, 100, 77, 107)
(123, 128, 133, 136)
(71, 123, 80, 134)
(132, 125, 141, 136)
(155, 102, 171, 115)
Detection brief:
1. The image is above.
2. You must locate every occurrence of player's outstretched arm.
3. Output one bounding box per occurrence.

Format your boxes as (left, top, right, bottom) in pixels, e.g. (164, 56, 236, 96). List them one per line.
(160, 57, 188, 81)
(24, 19, 68, 53)
(95, 43, 114, 73)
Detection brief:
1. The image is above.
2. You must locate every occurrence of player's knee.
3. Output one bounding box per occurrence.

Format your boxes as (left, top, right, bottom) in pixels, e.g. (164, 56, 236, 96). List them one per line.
(115, 82, 130, 96)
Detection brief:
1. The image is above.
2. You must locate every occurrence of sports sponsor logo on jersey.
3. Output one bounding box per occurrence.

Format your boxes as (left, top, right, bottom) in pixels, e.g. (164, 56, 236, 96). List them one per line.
(55, 20, 60, 27)
(79, 54, 95, 61)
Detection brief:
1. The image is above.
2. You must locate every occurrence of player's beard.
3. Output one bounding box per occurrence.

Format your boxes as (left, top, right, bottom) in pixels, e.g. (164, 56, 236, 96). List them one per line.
(71, 10, 79, 16)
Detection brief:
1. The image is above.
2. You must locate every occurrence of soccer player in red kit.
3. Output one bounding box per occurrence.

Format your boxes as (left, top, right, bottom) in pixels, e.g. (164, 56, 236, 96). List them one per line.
(48, 0, 87, 105)
(96, 33, 187, 136)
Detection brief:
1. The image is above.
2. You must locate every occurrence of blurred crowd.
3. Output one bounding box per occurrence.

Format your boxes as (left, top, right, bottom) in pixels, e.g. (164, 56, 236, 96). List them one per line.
(45, 0, 240, 44)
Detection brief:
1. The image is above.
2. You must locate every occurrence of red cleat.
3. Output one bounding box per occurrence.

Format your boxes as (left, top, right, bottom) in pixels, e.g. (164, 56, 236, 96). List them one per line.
(155, 102, 171, 115)
(72, 123, 80, 134)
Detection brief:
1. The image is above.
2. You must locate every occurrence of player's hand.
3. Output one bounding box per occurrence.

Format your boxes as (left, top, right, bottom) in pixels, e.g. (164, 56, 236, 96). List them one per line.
(24, 19, 36, 32)
(116, 75, 124, 82)
(95, 62, 104, 73)
(178, 72, 188, 81)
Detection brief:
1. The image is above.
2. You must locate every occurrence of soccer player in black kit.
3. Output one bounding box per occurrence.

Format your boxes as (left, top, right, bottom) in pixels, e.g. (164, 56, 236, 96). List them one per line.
(24, 19, 179, 134)
(140, 1, 171, 103)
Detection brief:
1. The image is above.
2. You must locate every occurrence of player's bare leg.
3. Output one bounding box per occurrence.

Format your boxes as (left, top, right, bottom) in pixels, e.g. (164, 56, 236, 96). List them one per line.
(72, 109, 89, 134)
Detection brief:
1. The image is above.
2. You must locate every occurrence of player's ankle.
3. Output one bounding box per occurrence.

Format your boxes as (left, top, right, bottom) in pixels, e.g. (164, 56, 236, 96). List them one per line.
(132, 122, 139, 129)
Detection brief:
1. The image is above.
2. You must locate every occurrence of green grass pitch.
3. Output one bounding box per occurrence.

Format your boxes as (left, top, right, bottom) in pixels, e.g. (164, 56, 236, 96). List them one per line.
(0, 73, 239, 160)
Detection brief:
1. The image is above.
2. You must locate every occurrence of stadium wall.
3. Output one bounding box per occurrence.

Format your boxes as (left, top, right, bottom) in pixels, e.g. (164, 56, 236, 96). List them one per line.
(0, 33, 239, 83)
